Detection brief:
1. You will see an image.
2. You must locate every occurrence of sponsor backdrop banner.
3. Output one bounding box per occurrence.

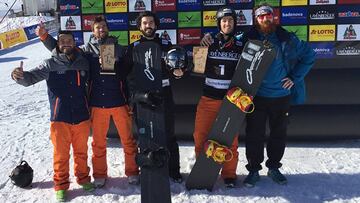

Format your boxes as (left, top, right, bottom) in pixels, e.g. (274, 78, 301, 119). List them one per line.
(0, 28, 28, 49)
(57, 0, 360, 68)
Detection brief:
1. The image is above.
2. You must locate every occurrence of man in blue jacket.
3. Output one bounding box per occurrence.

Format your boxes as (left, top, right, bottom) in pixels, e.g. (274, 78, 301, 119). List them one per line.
(36, 16, 139, 187)
(11, 31, 94, 202)
(200, 3, 315, 187)
(241, 4, 315, 187)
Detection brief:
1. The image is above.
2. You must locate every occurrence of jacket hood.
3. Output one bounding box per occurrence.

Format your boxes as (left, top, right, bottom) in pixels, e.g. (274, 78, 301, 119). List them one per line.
(50, 47, 80, 64)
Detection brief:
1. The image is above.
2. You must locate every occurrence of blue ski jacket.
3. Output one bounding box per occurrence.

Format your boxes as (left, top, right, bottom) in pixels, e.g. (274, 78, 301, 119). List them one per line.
(15, 49, 90, 124)
(42, 34, 129, 108)
(243, 26, 315, 104)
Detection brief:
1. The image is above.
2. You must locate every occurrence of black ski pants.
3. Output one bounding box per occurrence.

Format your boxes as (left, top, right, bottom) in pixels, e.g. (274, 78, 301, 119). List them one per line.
(164, 98, 181, 176)
(245, 95, 291, 172)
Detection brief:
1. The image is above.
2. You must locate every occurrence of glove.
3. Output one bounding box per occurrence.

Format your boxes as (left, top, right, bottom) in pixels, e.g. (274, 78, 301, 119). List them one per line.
(133, 90, 163, 108)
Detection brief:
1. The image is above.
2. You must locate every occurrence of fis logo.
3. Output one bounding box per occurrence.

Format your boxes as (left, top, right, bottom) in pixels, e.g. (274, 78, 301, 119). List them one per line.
(343, 25, 357, 39)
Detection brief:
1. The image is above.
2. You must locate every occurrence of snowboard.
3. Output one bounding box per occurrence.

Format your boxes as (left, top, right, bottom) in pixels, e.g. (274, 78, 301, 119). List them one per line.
(132, 41, 171, 203)
(186, 40, 276, 191)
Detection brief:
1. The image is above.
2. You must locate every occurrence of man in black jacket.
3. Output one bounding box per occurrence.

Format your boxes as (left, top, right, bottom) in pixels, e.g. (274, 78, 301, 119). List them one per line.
(126, 11, 182, 183)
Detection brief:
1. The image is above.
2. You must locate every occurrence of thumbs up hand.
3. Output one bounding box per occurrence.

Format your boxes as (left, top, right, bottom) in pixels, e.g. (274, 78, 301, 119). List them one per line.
(11, 61, 24, 81)
(35, 21, 47, 38)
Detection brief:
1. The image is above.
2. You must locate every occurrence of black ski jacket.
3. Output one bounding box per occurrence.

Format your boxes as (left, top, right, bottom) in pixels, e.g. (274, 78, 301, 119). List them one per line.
(203, 33, 245, 100)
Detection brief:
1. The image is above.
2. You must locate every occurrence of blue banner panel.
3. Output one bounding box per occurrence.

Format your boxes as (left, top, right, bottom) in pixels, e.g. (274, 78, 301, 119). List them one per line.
(177, 0, 201, 11)
(310, 42, 335, 58)
(23, 25, 38, 40)
(337, 5, 360, 24)
(157, 12, 178, 29)
(105, 13, 128, 30)
(59, 0, 81, 15)
(228, 0, 254, 9)
(73, 31, 84, 46)
(281, 7, 308, 25)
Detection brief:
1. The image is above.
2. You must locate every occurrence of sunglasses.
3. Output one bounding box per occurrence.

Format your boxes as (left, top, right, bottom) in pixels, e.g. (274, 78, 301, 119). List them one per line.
(257, 13, 273, 20)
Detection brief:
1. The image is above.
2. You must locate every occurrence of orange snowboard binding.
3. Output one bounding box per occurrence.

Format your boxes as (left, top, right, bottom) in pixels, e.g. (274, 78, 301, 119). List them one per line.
(226, 87, 254, 113)
(204, 140, 233, 164)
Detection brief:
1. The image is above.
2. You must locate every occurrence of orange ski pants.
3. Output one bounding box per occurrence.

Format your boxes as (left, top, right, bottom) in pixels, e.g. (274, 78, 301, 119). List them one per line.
(91, 106, 139, 178)
(50, 120, 91, 191)
(193, 96, 239, 179)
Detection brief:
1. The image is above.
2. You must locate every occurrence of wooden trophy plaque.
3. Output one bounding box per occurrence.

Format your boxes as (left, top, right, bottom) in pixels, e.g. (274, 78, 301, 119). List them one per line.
(100, 44, 116, 75)
(192, 46, 208, 74)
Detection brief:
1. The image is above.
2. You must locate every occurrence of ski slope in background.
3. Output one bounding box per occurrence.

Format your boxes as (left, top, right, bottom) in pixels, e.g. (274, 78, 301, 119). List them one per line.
(1, 31, 360, 203)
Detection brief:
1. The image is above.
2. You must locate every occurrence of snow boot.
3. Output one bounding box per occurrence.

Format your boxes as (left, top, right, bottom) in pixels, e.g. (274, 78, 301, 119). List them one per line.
(243, 171, 260, 188)
(267, 168, 287, 185)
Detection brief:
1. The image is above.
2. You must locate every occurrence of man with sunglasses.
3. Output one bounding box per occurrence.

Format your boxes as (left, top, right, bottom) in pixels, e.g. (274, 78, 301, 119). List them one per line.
(201, 3, 315, 187)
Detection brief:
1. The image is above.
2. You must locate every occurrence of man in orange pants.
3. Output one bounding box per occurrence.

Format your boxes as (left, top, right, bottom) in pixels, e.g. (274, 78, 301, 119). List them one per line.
(193, 7, 245, 188)
(11, 31, 94, 202)
(36, 16, 139, 187)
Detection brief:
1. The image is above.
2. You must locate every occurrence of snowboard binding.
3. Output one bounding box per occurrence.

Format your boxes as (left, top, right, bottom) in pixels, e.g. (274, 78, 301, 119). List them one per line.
(204, 140, 233, 164)
(226, 87, 254, 113)
(135, 147, 170, 168)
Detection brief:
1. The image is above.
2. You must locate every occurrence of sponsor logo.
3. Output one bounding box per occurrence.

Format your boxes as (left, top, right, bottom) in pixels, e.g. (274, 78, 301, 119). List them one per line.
(84, 1, 96, 8)
(282, 12, 305, 18)
(281, 8, 307, 24)
(5, 31, 20, 41)
(177, 0, 201, 10)
(160, 17, 175, 24)
(310, 11, 335, 20)
(203, 11, 217, 27)
(107, 19, 125, 23)
(310, 43, 334, 58)
(178, 12, 201, 27)
(314, 48, 331, 53)
(154, 0, 175, 7)
(338, 11, 360, 18)
(82, 0, 103, 13)
(282, 0, 307, 6)
(178, 0, 197, 2)
(178, 29, 201, 45)
(204, 15, 216, 21)
(27, 27, 36, 35)
(336, 46, 360, 55)
(228, 0, 252, 3)
(203, 0, 226, 6)
(236, 10, 247, 24)
(316, 0, 329, 3)
(60, 4, 80, 11)
(131, 34, 141, 40)
(65, 17, 77, 30)
(106, 1, 126, 6)
(179, 33, 200, 40)
(208, 50, 241, 61)
(84, 19, 92, 26)
(343, 25, 357, 39)
(310, 0, 336, 4)
(310, 29, 334, 35)
(309, 25, 336, 41)
(246, 49, 265, 85)
(144, 48, 155, 81)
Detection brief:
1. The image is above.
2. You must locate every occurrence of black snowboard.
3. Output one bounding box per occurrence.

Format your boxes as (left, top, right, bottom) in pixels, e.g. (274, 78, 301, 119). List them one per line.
(132, 41, 171, 203)
(186, 40, 276, 191)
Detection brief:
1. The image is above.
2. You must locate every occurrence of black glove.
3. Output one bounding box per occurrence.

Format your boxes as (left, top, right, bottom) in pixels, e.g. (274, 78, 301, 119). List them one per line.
(133, 90, 163, 108)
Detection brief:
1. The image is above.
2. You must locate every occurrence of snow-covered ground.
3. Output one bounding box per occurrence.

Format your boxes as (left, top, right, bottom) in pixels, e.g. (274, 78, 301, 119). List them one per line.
(1, 37, 360, 203)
